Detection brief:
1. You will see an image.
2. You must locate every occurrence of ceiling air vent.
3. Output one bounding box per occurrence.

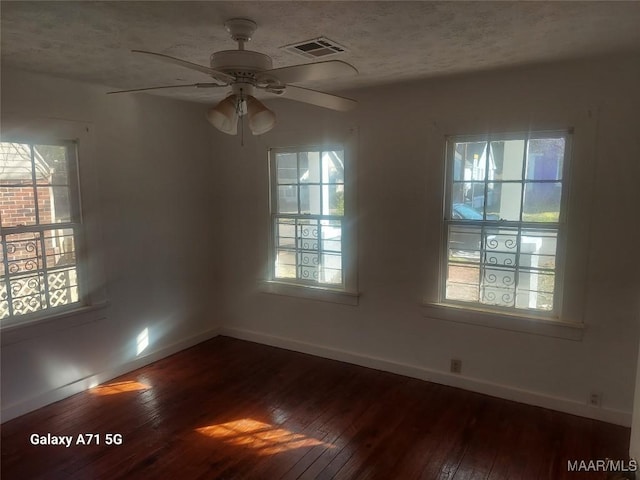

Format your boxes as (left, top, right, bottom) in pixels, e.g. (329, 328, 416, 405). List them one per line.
(282, 37, 347, 59)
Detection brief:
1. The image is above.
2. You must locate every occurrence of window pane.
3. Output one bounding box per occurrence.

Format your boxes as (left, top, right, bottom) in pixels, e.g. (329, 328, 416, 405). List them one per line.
(0, 186, 37, 228)
(0, 142, 34, 183)
(516, 290, 554, 311)
(483, 247, 516, 268)
(518, 270, 555, 293)
(485, 227, 519, 253)
(446, 264, 480, 302)
(518, 230, 557, 311)
(320, 253, 342, 284)
(277, 220, 295, 248)
(323, 184, 344, 216)
(526, 138, 565, 181)
(516, 270, 555, 311)
(448, 225, 481, 256)
(451, 183, 485, 215)
(323, 150, 344, 184)
(5, 232, 42, 275)
(519, 229, 557, 277)
(480, 270, 516, 307)
(276, 153, 297, 184)
(297, 220, 318, 251)
(453, 141, 488, 182)
(491, 140, 525, 181)
(522, 182, 562, 222)
(277, 186, 298, 213)
(320, 221, 342, 253)
(275, 249, 296, 279)
(43, 228, 76, 268)
(299, 151, 320, 183)
(10, 274, 45, 316)
(320, 221, 342, 285)
(48, 268, 79, 308)
(299, 252, 319, 281)
(34, 145, 69, 185)
(486, 183, 522, 221)
(299, 185, 321, 214)
(38, 186, 73, 224)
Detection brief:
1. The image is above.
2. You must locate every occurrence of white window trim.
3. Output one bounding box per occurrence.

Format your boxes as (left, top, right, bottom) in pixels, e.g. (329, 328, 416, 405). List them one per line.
(262, 128, 358, 305)
(259, 280, 359, 306)
(422, 302, 584, 341)
(421, 107, 599, 339)
(0, 115, 108, 333)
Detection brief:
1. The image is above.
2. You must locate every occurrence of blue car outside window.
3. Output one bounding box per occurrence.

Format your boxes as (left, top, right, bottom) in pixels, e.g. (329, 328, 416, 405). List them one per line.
(453, 203, 483, 220)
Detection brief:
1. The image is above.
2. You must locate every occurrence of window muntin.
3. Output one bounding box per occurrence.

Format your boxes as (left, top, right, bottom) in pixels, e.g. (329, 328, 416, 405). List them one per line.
(270, 147, 345, 287)
(443, 132, 570, 316)
(0, 141, 82, 320)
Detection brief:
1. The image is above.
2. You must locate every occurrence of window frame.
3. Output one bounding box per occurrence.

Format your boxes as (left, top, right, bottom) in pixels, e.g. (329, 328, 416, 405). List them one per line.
(0, 116, 108, 336)
(439, 129, 573, 321)
(264, 140, 358, 305)
(0, 139, 87, 323)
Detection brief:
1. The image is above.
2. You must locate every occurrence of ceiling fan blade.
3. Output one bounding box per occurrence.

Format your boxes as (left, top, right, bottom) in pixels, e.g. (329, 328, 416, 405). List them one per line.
(256, 60, 358, 85)
(276, 85, 357, 112)
(107, 83, 225, 94)
(131, 50, 234, 84)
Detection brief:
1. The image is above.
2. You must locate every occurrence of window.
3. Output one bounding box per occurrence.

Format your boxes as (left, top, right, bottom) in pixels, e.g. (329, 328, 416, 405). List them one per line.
(442, 131, 571, 318)
(0, 141, 83, 320)
(269, 146, 346, 288)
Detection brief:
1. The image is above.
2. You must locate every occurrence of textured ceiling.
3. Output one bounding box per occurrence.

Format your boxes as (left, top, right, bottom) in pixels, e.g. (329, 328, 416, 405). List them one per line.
(2, 1, 640, 104)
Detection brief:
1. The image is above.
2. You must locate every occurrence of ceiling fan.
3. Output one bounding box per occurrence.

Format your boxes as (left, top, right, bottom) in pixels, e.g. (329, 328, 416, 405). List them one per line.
(108, 18, 358, 135)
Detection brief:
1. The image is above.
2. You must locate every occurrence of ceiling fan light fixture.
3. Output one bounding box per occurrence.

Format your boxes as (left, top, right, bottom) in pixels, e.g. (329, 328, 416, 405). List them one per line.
(246, 95, 276, 135)
(207, 95, 238, 134)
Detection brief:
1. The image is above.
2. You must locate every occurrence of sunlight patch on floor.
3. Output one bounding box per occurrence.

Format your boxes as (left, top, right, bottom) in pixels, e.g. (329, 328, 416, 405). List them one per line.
(90, 380, 151, 396)
(196, 418, 333, 455)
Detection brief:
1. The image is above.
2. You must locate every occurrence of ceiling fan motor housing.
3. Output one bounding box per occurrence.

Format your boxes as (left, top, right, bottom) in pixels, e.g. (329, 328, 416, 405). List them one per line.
(210, 50, 273, 81)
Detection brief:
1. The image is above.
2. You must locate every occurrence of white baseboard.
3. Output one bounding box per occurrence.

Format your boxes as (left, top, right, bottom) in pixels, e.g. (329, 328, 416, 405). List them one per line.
(220, 326, 632, 427)
(1, 326, 221, 423)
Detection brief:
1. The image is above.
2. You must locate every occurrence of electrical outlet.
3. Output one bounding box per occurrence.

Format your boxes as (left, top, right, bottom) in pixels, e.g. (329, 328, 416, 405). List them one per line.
(450, 359, 462, 374)
(589, 392, 602, 407)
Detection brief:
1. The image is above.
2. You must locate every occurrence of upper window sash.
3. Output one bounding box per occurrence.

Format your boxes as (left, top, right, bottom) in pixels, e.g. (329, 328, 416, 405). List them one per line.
(444, 131, 572, 223)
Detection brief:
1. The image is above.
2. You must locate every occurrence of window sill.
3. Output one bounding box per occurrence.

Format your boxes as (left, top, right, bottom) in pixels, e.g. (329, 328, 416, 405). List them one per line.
(1, 301, 110, 345)
(421, 302, 584, 341)
(259, 281, 359, 306)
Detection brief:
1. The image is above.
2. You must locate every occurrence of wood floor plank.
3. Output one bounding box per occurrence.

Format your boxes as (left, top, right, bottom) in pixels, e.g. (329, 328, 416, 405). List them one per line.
(1, 336, 631, 480)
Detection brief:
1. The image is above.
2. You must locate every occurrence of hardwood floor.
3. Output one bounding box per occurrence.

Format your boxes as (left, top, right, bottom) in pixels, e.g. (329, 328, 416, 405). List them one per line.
(1, 336, 632, 479)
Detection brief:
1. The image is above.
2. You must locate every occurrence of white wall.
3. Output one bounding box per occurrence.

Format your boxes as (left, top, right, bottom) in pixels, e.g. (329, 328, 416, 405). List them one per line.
(214, 55, 640, 426)
(1, 70, 221, 420)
